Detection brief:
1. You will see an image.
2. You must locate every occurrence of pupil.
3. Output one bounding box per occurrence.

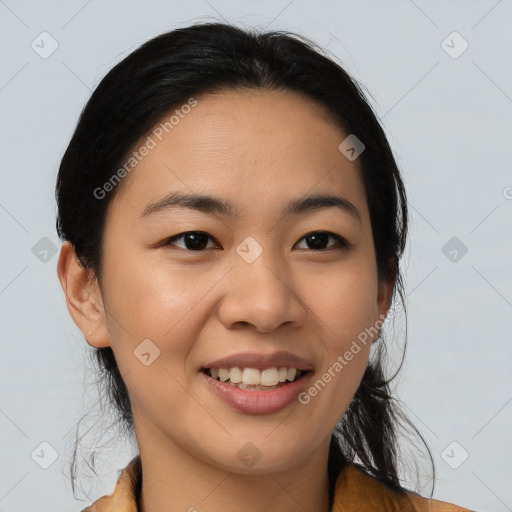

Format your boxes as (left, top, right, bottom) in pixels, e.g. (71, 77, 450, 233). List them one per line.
(185, 233, 208, 250)
(307, 233, 328, 249)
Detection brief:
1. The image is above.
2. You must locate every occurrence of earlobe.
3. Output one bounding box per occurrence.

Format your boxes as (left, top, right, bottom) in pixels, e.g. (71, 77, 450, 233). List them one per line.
(56, 241, 111, 348)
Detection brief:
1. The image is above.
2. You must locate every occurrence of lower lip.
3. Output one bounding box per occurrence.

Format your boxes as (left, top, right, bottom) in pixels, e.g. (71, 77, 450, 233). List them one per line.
(199, 371, 313, 415)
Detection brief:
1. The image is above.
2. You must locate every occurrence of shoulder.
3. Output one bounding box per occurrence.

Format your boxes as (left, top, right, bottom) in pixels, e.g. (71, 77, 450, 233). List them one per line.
(332, 463, 476, 512)
(78, 455, 142, 512)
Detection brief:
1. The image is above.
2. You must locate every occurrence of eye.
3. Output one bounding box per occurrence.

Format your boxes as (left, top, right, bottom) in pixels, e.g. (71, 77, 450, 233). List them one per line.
(163, 231, 220, 251)
(294, 231, 350, 251)
(162, 230, 350, 252)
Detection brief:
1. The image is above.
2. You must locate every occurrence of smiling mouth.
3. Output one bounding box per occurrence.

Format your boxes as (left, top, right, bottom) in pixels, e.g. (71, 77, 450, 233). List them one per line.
(202, 367, 308, 391)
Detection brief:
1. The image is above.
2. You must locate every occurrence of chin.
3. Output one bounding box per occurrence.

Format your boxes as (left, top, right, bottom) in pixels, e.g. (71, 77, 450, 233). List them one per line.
(201, 439, 313, 476)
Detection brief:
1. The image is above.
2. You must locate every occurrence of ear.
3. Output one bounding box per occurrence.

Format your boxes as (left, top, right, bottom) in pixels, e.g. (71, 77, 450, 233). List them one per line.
(57, 241, 111, 348)
(376, 256, 398, 329)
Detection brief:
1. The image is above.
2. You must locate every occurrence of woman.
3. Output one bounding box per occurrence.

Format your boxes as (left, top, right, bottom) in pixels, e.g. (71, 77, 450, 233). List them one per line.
(56, 22, 474, 511)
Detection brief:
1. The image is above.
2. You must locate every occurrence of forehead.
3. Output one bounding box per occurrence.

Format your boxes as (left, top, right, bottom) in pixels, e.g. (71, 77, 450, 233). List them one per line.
(107, 88, 369, 224)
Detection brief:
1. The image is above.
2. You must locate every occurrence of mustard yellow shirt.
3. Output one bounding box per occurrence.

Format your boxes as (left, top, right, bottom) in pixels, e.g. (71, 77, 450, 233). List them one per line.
(80, 455, 475, 511)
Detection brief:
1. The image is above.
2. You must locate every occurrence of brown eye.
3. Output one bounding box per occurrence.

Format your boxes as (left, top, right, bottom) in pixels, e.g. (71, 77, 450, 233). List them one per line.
(295, 231, 350, 251)
(164, 231, 219, 251)
(163, 230, 350, 252)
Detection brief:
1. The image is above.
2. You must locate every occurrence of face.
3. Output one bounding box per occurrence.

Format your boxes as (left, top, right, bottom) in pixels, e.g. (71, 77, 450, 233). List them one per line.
(73, 89, 393, 474)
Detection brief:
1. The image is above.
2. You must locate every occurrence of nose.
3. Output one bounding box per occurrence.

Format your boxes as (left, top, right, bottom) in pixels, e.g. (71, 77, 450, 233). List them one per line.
(217, 251, 306, 333)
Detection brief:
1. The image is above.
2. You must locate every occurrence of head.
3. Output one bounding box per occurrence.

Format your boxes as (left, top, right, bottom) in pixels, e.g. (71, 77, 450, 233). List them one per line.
(56, 22, 426, 499)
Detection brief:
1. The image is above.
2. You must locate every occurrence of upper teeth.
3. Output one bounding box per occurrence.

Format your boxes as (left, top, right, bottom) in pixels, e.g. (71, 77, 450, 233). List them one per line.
(209, 367, 301, 386)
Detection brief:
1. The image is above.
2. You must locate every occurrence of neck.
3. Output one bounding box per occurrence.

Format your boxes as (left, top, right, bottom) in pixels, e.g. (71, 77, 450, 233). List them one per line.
(135, 425, 332, 512)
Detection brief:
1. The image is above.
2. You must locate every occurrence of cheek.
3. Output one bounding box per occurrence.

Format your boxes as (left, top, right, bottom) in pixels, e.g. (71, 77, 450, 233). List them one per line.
(298, 259, 378, 409)
(304, 257, 380, 342)
(102, 248, 209, 335)
(100, 249, 229, 385)
(99, 256, 215, 413)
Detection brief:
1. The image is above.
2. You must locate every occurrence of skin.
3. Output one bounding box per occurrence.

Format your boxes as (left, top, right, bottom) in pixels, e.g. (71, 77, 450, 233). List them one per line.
(58, 88, 395, 512)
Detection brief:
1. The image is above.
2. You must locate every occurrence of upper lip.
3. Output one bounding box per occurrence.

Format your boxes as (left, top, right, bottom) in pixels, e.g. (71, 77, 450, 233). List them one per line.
(202, 351, 314, 371)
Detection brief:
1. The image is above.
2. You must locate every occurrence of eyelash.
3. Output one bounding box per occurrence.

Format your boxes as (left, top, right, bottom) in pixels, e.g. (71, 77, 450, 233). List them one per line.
(162, 231, 351, 252)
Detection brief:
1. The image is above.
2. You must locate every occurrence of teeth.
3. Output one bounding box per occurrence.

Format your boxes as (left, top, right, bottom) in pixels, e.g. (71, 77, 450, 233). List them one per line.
(242, 368, 260, 385)
(237, 383, 280, 391)
(206, 366, 304, 386)
(260, 368, 279, 386)
(218, 368, 229, 381)
(229, 367, 242, 384)
(287, 368, 297, 381)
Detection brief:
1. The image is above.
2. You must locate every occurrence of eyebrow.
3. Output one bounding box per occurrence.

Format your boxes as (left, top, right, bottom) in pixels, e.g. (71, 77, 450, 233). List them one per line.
(140, 191, 361, 223)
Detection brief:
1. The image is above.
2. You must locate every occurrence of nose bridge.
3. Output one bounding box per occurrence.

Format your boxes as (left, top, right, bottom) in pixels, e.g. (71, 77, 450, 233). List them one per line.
(217, 240, 305, 332)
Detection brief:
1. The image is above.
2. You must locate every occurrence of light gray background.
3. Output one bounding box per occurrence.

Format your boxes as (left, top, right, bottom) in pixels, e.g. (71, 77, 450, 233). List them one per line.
(1, 1, 511, 511)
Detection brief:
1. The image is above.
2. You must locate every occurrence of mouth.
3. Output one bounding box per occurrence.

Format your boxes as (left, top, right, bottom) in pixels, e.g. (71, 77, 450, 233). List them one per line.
(201, 366, 309, 391)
